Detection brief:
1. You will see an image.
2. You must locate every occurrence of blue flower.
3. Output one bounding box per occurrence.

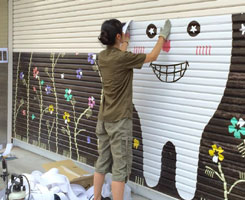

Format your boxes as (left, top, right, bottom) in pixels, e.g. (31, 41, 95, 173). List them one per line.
(45, 85, 51, 95)
(64, 89, 72, 101)
(228, 117, 245, 139)
(76, 69, 82, 79)
(87, 136, 91, 144)
(20, 72, 24, 80)
(88, 53, 95, 65)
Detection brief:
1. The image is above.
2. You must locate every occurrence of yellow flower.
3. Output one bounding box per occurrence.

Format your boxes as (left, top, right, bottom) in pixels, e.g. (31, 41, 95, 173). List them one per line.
(48, 105, 54, 114)
(209, 144, 224, 163)
(133, 138, 140, 149)
(63, 112, 70, 124)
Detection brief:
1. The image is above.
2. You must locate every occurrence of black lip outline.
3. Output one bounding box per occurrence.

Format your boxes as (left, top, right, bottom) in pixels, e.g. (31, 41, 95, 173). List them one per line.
(150, 61, 189, 83)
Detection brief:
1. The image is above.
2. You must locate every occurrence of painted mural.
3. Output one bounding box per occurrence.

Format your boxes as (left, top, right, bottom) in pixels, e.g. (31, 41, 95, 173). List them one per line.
(12, 13, 245, 200)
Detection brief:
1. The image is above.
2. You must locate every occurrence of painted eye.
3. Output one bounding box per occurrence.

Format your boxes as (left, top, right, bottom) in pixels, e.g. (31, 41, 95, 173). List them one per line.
(187, 21, 200, 37)
(146, 24, 157, 38)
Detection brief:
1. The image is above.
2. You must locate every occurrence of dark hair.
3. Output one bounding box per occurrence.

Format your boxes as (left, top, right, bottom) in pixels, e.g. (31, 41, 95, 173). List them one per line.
(98, 19, 123, 46)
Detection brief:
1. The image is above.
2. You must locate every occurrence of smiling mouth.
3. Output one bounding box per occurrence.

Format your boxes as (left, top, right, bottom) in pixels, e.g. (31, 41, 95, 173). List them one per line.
(150, 61, 189, 83)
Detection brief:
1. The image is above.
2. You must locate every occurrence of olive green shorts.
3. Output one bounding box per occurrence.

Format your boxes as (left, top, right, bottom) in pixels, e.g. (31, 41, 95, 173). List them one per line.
(95, 118, 133, 182)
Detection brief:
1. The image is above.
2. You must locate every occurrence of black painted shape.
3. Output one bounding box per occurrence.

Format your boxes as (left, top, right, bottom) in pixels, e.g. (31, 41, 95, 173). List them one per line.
(195, 13, 245, 200)
(146, 24, 157, 39)
(130, 106, 145, 182)
(131, 106, 181, 199)
(187, 21, 200, 37)
(153, 141, 181, 199)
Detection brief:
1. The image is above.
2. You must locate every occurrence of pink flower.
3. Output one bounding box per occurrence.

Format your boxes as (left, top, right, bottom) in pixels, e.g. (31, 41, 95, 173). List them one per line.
(22, 110, 26, 116)
(88, 96, 95, 108)
(33, 67, 39, 79)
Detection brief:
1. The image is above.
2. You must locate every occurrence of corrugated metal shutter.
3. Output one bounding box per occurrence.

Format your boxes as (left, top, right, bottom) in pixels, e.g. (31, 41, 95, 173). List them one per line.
(129, 16, 232, 199)
(13, 0, 245, 53)
(11, 0, 245, 200)
(13, 52, 101, 165)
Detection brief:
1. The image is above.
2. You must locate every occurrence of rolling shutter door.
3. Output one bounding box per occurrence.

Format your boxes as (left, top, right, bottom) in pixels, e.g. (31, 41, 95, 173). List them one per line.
(12, 0, 245, 199)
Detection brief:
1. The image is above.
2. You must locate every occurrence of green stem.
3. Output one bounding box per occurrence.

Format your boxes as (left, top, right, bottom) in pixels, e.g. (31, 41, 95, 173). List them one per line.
(66, 123, 72, 158)
(228, 179, 245, 195)
(13, 53, 21, 138)
(48, 119, 55, 150)
(50, 53, 62, 154)
(73, 106, 89, 160)
(15, 101, 24, 123)
(218, 162, 228, 200)
(26, 53, 33, 143)
(76, 129, 86, 136)
(38, 77, 43, 147)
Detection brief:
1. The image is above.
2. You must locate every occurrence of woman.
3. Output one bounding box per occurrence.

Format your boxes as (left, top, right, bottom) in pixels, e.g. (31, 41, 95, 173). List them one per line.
(94, 18, 171, 200)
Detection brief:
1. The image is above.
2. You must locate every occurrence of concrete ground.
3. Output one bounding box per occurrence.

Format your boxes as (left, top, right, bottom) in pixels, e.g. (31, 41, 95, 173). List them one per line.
(0, 147, 149, 200)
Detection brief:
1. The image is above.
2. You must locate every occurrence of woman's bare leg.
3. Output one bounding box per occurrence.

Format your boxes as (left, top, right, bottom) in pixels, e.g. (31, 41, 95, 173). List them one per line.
(94, 172, 105, 200)
(111, 181, 125, 200)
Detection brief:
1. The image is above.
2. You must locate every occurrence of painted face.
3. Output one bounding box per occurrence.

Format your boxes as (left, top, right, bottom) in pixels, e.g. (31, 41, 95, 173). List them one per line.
(129, 15, 232, 200)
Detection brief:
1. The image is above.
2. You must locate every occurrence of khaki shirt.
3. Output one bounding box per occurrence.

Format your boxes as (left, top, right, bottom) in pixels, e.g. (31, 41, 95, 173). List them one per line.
(98, 46, 146, 122)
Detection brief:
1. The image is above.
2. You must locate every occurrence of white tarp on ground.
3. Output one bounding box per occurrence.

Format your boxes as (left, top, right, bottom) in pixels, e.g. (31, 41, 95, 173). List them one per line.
(1, 169, 132, 200)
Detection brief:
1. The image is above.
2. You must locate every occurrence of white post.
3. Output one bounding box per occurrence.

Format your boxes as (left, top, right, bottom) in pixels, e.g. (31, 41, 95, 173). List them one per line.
(7, 0, 13, 143)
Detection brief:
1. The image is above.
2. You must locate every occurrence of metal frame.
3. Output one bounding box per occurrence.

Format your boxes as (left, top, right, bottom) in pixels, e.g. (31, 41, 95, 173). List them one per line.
(0, 48, 8, 63)
(7, 0, 13, 143)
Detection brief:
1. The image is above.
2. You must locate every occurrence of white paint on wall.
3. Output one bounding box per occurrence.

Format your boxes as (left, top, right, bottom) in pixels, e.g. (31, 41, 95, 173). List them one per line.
(130, 15, 232, 200)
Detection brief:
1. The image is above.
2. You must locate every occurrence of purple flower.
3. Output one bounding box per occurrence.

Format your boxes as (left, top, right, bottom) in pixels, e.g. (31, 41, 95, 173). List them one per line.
(88, 53, 95, 65)
(87, 136, 91, 144)
(45, 85, 51, 95)
(20, 72, 24, 80)
(76, 69, 82, 79)
(88, 96, 95, 108)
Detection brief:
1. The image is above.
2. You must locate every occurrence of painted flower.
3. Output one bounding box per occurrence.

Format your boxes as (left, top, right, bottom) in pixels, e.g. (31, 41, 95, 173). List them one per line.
(45, 85, 51, 95)
(87, 136, 91, 144)
(63, 112, 70, 124)
(33, 86, 37, 92)
(20, 72, 24, 80)
(33, 67, 39, 79)
(48, 105, 54, 114)
(133, 138, 140, 149)
(41, 80, 44, 85)
(76, 69, 83, 79)
(31, 114, 35, 120)
(209, 144, 224, 163)
(22, 110, 26, 116)
(64, 89, 72, 101)
(61, 73, 65, 79)
(228, 117, 245, 139)
(88, 53, 96, 64)
(88, 96, 95, 108)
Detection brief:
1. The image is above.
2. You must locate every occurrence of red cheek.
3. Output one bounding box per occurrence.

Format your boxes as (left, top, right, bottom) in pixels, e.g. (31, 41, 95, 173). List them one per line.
(162, 40, 171, 53)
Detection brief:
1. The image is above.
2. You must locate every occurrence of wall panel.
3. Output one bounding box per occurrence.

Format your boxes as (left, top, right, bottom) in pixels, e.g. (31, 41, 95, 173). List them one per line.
(11, 0, 245, 200)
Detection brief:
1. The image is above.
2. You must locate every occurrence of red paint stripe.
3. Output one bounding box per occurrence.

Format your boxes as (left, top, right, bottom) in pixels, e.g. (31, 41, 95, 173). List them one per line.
(206, 46, 208, 55)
